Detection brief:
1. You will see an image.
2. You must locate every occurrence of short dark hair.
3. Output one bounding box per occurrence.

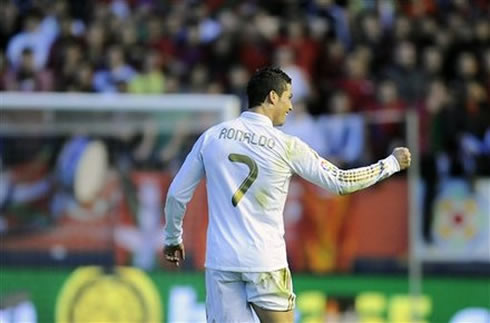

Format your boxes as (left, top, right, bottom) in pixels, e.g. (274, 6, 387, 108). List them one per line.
(246, 67, 291, 108)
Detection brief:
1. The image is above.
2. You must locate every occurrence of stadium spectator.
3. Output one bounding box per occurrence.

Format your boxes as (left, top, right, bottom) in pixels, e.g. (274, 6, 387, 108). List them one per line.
(6, 9, 58, 70)
(84, 23, 107, 69)
(93, 44, 136, 92)
(54, 41, 84, 91)
(226, 64, 249, 110)
(459, 82, 490, 175)
(273, 19, 320, 78)
(275, 46, 311, 103)
(0, 2, 19, 50)
(238, 23, 271, 74)
(128, 50, 165, 94)
(337, 52, 375, 111)
(119, 20, 144, 68)
(3, 48, 53, 91)
(383, 41, 425, 104)
(369, 80, 407, 159)
(47, 15, 83, 74)
(421, 46, 444, 86)
(392, 14, 413, 42)
(207, 35, 237, 85)
(317, 91, 364, 166)
(65, 61, 95, 92)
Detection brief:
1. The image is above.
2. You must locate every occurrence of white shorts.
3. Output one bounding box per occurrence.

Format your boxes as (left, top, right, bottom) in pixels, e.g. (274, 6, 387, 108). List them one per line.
(205, 268, 295, 323)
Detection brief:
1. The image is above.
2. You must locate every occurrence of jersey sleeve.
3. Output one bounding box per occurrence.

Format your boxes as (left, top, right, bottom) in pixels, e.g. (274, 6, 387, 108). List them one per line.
(286, 136, 401, 195)
(163, 133, 206, 245)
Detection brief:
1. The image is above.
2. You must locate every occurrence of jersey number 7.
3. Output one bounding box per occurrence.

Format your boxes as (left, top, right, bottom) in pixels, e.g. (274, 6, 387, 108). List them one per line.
(228, 153, 258, 206)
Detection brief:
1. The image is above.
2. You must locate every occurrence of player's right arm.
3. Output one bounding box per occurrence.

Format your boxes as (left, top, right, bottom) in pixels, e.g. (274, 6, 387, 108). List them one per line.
(163, 133, 206, 250)
(286, 136, 410, 195)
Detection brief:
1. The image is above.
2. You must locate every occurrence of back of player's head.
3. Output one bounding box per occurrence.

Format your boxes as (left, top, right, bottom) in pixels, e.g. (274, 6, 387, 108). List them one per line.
(247, 67, 291, 108)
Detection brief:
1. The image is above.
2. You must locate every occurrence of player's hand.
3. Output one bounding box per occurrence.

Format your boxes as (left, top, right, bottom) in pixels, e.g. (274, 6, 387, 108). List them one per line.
(163, 243, 185, 267)
(392, 147, 411, 170)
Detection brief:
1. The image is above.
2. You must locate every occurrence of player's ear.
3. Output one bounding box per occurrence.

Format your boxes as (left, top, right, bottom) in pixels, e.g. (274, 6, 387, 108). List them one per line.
(268, 90, 279, 104)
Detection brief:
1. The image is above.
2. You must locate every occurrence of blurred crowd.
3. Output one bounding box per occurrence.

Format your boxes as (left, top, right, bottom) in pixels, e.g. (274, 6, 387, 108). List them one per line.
(1, 0, 489, 175)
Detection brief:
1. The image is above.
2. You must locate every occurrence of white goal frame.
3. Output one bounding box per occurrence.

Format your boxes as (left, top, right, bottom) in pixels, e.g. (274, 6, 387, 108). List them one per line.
(0, 92, 241, 135)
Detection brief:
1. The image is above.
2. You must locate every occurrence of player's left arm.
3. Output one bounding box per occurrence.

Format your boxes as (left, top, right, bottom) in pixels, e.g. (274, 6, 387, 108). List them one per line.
(325, 147, 410, 195)
(287, 136, 411, 195)
(163, 133, 206, 265)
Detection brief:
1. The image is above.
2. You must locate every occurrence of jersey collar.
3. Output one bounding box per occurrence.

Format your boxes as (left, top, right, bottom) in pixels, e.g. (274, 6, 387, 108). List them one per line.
(240, 111, 273, 127)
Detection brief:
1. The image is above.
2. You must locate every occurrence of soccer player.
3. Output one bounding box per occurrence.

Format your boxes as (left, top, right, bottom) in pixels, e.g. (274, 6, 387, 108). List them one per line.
(163, 67, 411, 323)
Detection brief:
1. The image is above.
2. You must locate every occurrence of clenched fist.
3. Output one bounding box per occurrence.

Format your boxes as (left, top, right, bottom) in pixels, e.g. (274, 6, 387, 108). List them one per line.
(392, 147, 411, 170)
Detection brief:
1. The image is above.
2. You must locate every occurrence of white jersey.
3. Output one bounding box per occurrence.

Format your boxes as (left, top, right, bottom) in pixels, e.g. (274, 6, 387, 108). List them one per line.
(164, 111, 401, 272)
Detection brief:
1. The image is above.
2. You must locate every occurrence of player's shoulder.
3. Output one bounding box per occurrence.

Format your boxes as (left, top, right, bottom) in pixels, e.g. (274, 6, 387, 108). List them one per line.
(198, 118, 238, 147)
(272, 127, 306, 148)
(274, 128, 319, 162)
(203, 118, 237, 137)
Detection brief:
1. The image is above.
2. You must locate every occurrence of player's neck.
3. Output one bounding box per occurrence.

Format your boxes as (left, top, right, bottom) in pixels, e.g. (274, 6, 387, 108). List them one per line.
(249, 105, 274, 124)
